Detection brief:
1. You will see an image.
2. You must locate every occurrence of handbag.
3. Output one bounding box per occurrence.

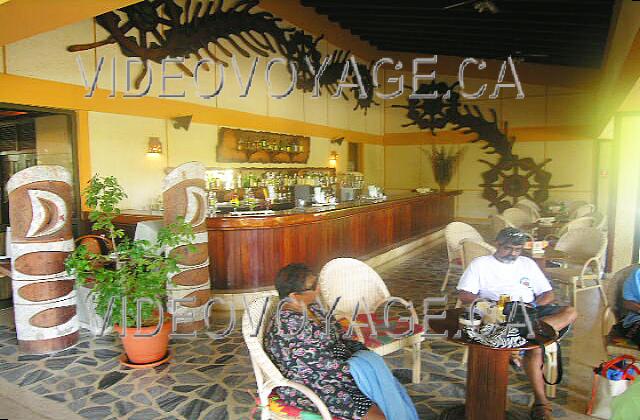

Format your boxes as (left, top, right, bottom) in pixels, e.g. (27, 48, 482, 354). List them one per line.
(587, 355, 639, 419)
(502, 302, 565, 386)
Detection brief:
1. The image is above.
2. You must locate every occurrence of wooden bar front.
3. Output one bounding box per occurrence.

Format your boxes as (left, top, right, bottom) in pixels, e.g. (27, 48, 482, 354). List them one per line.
(207, 192, 457, 291)
(114, 192, 458, 292)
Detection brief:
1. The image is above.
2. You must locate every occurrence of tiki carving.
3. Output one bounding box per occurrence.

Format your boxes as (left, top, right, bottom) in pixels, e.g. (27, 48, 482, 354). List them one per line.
(8, 166, 79, 354)
(163, 162, 210, 333)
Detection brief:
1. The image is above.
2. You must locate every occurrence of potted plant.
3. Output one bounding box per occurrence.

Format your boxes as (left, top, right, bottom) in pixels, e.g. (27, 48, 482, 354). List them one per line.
(65, 175, 194, 366)
(423, 146, 465, 192)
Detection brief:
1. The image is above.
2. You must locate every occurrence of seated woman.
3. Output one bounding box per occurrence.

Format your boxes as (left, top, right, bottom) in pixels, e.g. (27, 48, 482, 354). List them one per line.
(264, 263, 417, 420)
(618, 268, 640, 345)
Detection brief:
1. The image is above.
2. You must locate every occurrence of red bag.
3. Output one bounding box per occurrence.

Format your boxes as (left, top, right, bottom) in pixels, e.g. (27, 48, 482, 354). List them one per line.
(587, 355, 639, 419)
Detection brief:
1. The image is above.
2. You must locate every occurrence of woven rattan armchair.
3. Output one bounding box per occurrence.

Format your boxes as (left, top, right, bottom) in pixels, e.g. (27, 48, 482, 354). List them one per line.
(544, 227, 608, 308)
(543, 216, 595, 241)
(318, 258, 424, 383)
(460, 239, 497, 268)
(515, 201, 540, 221)
(565, 200, 588, 217)
(570, 203, 596, 219)
(441, 222, 485, 291)
(503, 207, 535, 229)
(242, 297, 333, 420)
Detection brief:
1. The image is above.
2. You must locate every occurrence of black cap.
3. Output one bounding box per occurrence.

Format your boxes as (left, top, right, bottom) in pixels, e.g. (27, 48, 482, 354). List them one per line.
(496, 227, 527, 246)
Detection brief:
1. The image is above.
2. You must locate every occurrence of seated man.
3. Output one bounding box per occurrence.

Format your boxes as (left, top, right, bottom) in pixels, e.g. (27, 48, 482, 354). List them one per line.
(457, 227, 577, 420)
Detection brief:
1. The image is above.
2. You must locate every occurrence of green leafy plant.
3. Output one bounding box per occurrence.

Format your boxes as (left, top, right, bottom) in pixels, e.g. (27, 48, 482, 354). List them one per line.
(65, 175, 195, 328)
(423, 146, 465, 192)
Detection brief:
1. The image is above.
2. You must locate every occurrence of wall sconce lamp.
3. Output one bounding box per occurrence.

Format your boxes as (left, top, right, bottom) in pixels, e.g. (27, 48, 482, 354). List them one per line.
(147, 137, 163, 154)
(329, 151, 338, 168)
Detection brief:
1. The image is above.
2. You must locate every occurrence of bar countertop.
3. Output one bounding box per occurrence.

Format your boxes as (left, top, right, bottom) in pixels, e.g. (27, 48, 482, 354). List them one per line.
(118, 191, 461, 229)
(114, 191, 459, 290)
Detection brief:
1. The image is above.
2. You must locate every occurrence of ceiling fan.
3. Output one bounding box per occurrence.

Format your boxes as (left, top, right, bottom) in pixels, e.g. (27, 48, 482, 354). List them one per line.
(443, 0, 499, 14)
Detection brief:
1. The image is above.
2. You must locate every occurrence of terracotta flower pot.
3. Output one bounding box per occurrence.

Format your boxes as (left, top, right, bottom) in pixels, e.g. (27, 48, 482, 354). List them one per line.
(114, 317, 171, 365)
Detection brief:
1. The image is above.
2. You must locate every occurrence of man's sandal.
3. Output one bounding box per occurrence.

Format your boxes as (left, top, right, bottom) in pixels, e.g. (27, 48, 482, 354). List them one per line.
(530, 402, 553, 420)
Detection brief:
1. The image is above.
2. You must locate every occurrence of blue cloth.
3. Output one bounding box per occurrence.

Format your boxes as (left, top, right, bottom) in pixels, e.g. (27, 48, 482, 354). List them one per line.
(347, 350, 418, 420)
(622, 269, 640, 328)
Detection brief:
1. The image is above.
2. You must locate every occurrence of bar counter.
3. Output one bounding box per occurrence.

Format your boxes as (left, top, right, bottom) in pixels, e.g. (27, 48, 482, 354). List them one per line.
(114, 191, 459, 292)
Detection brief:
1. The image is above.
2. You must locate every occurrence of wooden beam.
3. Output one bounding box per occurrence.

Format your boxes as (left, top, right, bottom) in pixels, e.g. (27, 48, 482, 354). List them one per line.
(0, 0, 142, 47)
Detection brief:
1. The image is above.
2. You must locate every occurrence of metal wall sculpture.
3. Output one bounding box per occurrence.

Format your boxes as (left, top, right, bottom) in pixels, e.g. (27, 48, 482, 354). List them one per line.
(8, 166, 79, 354)
(394, 81, 571, 212)
(67, 0, 378, 113)
(163, 162, 211, 334)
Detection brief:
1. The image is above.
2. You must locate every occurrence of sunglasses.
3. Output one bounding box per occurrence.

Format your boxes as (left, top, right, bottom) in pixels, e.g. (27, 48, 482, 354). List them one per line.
(497, 229, 527, 244)
(504, 230, 526, 239)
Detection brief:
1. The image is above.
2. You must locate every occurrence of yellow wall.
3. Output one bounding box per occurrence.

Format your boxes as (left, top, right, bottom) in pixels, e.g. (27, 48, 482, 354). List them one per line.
(0, 7, 602, 219)
(384, 70, 592, 135)
(2, 15, 383, 137)
(88, 112, 168, 210)
(0, 12, 386, 208)
(382, 68, 597, 219)
(596, 140, 612, 217)
(610, 114, 640, 272)
(88, 112, 355, 210)
(384, 138, 597, 219)
(363, 144, 384, 187)
(35, 114, 73, 170)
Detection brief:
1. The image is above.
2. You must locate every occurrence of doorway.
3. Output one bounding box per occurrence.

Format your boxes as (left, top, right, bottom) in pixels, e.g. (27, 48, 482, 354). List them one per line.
(0, 105, 79, 308)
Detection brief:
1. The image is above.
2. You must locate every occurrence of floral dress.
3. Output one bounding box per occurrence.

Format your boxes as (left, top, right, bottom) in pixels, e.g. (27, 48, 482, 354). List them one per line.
(264, 302, 373, 419)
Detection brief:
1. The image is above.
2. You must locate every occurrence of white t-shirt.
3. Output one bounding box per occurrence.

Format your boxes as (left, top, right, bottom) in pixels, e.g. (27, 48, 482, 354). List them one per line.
(456, 255, 552, 303)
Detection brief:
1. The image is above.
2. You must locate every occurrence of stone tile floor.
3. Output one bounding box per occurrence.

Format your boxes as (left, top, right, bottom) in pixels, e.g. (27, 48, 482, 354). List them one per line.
(0, 233, 604, 419)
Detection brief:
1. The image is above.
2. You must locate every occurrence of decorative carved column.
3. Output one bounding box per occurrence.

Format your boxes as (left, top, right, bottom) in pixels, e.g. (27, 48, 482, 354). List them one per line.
(8, 166, 79, 354)
(163, 162, 210, 333)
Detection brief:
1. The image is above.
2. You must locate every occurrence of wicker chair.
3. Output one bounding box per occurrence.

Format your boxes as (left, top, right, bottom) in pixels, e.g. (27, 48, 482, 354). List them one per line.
(544, 227, 608, 308)
(455, 239, 496, 364)
(318, 258, 424, 383)
(570, 203, 596, 219)
(592, 211, 608, 231)
(543, 216, 595, 241)
(503, 207, 535, 229)
(518, 198, 541, 212)
(601, 265, 640, 359)
(490, 213, 534, 241)
(515, 201, 540, 221)
(565, 200, 588, 216)
(242, 297, 333, 420)
(460, 239, 496, 267)
(490, 214, 514, 238)
(441, 222, 485, 291)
